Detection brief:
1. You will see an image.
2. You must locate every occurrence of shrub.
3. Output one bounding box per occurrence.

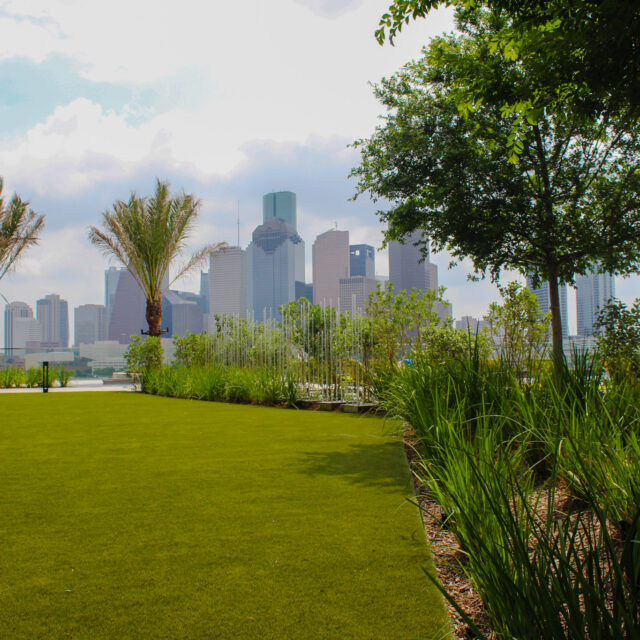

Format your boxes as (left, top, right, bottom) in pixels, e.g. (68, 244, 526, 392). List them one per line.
(0, 367, 25, 388)
(25, 367, 42, 388)
(124, 336, 163, 375)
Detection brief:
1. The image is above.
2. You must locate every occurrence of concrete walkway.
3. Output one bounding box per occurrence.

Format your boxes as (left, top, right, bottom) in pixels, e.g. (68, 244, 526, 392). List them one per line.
(0, 379, 137, 394)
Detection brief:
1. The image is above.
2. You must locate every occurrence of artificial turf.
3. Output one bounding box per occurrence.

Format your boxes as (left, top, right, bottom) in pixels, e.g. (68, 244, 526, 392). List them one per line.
(0, 393, 449, 639)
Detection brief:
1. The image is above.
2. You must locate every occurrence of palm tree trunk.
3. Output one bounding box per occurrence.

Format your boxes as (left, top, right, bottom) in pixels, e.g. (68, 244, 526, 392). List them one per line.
(146, 295, 163, 337)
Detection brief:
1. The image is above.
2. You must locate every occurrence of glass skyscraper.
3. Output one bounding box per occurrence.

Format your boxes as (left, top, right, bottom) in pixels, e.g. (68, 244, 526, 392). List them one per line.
(247, 217, 304, 321)
(576, 268, 615, 336)
(262, 191, 297, 229)
(349, 244, 375, 278)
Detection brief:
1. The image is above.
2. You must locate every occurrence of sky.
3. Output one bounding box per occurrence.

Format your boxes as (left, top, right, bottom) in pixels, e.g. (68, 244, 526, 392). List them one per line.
(0, 0, 637, 339)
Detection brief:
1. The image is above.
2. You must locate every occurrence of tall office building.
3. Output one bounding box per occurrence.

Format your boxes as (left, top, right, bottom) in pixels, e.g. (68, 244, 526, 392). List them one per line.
(162, 291, 204, 337)
(576, 268, 616, 337)
(4, 302, 41, 350)
(74, 304, 108, 345)
(525, 276, 569, 340)
(199, 271, 210, 315)
(295, 281, 313, 301)
(36, 294, 69, 347)
(247, 217, 304, 321)
(262, 191, 297, 229)
(389, 229, 438, 294)
(339, 276, 379, 315)
(312, 229, 350, 307)
(108, 270, 146, 343)
(350, 244, 375, 278)
(209, 246, 247, 319)
(105, 266, 122, 322)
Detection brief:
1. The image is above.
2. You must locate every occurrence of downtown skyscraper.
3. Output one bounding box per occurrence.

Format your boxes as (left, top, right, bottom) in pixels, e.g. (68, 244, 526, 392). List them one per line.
(388, 229, 438, 294)
(4, 301, 41, 350)
(209, 246, 247, 321)
(247, 192, 304, 321)
(36, 294, 69, 347)
(576, 268, 615, 337)
(312, 229, 350, 307)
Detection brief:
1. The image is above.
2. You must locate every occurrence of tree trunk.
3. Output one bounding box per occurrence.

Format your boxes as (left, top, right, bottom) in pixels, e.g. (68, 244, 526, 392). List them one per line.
(546, 264, 565, 373)
(146, 295, 163, 337)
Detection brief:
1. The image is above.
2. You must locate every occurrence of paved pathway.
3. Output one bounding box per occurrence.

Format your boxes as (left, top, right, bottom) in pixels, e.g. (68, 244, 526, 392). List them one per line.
(0, 379, 136, 394)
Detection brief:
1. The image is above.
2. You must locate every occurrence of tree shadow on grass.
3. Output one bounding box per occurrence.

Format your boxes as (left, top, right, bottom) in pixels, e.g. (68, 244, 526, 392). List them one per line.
(296, 440, 411, 492)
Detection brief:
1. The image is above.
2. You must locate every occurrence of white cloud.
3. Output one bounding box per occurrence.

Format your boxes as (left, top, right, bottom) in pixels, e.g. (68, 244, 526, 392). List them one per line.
(294, 0, 363, 18)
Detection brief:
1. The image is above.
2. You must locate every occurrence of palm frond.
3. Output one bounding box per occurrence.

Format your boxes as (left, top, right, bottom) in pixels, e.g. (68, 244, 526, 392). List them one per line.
(169, 241, 227, 289)
(0, 179, 46, 281)
(88, 178, 214, 305)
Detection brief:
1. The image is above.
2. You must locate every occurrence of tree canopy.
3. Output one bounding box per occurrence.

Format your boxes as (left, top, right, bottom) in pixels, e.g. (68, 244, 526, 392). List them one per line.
(89, 179, 223, 337)
(376, 0, 640, 119)
(352, 9, 640, 364)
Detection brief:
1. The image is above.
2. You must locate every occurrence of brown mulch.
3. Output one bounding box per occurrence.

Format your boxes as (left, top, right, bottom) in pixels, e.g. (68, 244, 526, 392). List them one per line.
(403, 429, 495, 640)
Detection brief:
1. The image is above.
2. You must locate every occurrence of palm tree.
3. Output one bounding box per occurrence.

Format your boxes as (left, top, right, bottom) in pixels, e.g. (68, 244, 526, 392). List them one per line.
(88, 179, 224, 337)
(0, 177, 45, 283)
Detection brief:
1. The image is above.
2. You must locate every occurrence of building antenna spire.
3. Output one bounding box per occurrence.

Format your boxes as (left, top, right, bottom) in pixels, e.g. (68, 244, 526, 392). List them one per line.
(237, 200, 240, 247)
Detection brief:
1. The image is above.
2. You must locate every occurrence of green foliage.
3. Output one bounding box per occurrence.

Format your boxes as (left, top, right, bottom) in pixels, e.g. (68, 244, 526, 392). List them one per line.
(485, 281, 549, 372)
(141, 365, 301, 408)
(353, 8, 640, 365)
(374, 347, 640, 638)
(51, 365, 72, 387)
(376, 1, 640, 120)
(0, 176, 45, 282)
(365, 282, 451, 368)
(172, 332, 211, 368)
(595, 298, 640, 383)
(124, 335, 164, 375)
(0, 367, 25, 388)
(88, 179, 223, 336)
(25, 367, 42, 388)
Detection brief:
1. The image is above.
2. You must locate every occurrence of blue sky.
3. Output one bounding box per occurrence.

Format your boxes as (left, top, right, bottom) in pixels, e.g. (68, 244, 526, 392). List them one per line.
(0, 0, 636, 338)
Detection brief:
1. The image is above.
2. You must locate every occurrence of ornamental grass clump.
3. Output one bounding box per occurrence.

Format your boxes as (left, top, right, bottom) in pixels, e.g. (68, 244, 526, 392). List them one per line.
(374, 341, 640, 638)
(0, 367, 24, 388)
(420, 451, 640, 640)
(140, 365, 300, 407)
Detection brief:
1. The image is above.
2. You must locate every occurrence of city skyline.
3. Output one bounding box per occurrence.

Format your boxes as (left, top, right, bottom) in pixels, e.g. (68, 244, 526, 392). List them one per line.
(0, 2, 637, 341)
(0, 187, 627, 345)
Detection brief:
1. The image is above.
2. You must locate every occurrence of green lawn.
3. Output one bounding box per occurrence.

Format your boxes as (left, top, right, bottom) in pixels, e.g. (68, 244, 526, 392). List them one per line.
(0, 393, 448, 639)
